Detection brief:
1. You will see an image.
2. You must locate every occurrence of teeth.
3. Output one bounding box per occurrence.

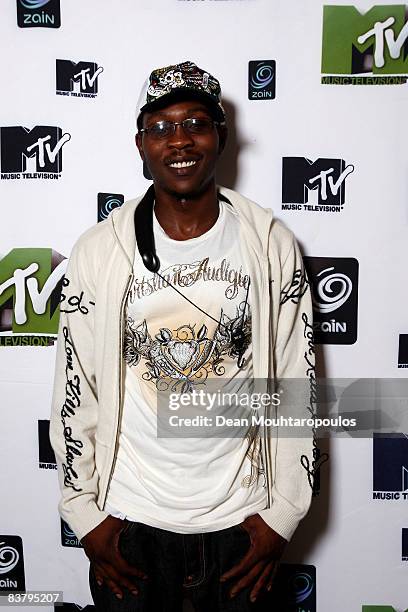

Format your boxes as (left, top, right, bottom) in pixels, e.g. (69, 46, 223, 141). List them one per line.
(169, 160, 197, 168)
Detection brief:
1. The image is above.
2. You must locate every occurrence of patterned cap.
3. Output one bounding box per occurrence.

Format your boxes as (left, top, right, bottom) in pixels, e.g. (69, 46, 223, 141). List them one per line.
(136, 61, 225, 124)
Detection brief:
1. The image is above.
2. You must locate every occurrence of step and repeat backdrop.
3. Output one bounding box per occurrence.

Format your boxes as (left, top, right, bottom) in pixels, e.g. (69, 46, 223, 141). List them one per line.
(1, 0, 407, 610)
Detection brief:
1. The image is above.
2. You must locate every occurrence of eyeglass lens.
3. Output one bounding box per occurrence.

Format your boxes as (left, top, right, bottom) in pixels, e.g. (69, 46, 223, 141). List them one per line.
(147, 118, 214, 139)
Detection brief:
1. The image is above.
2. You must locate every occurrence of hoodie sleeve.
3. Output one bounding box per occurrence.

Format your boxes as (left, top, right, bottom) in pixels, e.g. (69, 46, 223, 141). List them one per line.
(49, 235, 109, 542)
(258, 227, 316, 542)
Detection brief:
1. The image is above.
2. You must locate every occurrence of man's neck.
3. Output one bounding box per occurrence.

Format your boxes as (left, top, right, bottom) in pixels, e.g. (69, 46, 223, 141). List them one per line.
(153, 182, 219, 241)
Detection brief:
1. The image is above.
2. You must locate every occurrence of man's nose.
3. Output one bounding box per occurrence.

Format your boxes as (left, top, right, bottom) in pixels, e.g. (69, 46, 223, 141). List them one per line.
(167, 123, 194, 148)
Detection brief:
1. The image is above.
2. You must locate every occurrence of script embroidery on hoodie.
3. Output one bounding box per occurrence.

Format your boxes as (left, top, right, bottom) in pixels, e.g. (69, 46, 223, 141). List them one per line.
(60, 326, 84, 492)
(60, 277, 95, 314)
(242, 430, 266, 489)
(300, 312, 329, 494)
(280, 269, 309, 306)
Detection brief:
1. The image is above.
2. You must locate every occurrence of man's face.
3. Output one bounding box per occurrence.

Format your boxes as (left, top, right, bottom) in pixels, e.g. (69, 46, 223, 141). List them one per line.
(136, 99, 226, 199)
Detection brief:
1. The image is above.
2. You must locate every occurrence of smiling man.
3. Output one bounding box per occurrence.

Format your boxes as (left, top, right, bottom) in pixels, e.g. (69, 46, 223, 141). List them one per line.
(50, 61, 315, 612)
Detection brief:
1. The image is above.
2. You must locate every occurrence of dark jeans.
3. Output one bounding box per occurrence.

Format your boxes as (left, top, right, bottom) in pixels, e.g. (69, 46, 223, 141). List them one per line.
(89, 520, 276, 612)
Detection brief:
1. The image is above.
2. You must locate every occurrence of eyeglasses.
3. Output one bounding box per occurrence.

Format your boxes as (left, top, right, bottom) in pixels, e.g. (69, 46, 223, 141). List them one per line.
(139, 117, 225, 140)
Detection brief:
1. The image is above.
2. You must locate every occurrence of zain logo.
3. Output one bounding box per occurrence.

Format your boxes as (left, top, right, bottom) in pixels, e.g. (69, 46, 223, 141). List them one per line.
(17, 0, 60, 28)
(304, 256, 359, 345)
(20, 0, 50, 7)
(0, 542, 19, 575)
(63, 523, 75, 538)
(313, 267, 352, 313)
(291, 571, 314, 604)
(250, 63, 274, 90)
(248, 60, 276, 99)
(97, 193, 124, 222)
(100, 196, 122, 220)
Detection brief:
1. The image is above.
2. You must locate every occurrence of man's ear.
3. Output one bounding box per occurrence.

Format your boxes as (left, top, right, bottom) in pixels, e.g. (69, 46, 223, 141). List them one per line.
(217, 124, 228, 155)
(135, 132, 145, 161)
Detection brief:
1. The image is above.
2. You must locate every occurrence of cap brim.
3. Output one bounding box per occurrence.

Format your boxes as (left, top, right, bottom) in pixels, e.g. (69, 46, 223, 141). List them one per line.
(139, 88, 225, 122)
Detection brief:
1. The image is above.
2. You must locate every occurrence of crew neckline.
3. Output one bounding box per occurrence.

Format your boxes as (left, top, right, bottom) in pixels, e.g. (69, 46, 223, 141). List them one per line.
(153, 201, 225, 245)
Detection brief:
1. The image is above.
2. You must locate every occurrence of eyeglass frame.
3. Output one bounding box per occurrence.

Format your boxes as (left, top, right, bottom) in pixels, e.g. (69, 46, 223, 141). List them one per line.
(138, 117, 226, 139)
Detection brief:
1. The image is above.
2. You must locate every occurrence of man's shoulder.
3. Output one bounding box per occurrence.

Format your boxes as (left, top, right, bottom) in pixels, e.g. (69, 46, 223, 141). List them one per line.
(219, 186, 272, 221)
(219, 186, 295, 253)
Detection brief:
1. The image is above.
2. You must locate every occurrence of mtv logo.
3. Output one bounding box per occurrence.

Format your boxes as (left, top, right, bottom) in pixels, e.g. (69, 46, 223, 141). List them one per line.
(362, 607, 408, 611)
(398, 334, 408, 368)
(322, 5, 408, 76)
(1, 126, 70, 174)
(0, 248, 66, 336)
(403, 528, 408, 560)
(282, 157, 354, 206)
(373, 433, 408, 492)
(56, 60, 104, 94)
(38, 420, 56, 465)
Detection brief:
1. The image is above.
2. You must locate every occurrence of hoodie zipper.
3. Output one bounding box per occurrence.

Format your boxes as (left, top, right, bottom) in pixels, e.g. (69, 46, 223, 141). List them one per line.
(258, 261, 272, 509)
(101, 272, 133, 509)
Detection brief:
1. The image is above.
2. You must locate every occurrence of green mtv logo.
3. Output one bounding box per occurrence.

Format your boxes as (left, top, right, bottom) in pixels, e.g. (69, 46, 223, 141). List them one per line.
(362, 607, 408, 611)
(322, 5, 408, 74)
(0, 248, 66, 335)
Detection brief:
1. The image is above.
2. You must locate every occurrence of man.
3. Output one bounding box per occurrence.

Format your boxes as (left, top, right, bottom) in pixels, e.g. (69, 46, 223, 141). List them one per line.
(50, 61, 315, 612)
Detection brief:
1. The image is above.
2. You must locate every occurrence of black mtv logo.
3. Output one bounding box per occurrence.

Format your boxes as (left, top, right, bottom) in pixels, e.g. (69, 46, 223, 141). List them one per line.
(0, 536, 25, 592)
(1, 126, 70, 174)
(373, 433, 408, 492)
(399, 335, 408, 368)
(403, 529, 408, 561)
(38, 420, 56, 466)
(97, 193, 124, 222)
(56, 60, 104, 94)
(304, 256, 359, 345)
(17, 0, 61, 28)
(282, 157, 354, 206)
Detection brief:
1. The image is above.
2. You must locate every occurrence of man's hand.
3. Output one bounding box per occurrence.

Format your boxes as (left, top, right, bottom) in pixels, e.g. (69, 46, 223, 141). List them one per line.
(220, 514, 287, 603)
(81, 515, 148, 600)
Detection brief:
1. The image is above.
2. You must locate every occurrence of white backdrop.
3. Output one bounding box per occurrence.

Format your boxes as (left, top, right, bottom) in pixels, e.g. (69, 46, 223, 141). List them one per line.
(1, 0, 407, 610)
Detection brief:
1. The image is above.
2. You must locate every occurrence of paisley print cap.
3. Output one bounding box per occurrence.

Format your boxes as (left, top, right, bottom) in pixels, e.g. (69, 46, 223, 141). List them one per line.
(136, 61, 226, 125)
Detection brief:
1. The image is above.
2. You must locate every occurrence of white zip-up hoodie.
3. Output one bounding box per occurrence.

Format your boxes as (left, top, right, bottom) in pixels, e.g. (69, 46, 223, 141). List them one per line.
(49, 186, 316, 543)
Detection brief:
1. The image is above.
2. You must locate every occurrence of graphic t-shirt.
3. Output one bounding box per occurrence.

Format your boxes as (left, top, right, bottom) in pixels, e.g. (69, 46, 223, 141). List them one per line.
(105, 201, 267, 532)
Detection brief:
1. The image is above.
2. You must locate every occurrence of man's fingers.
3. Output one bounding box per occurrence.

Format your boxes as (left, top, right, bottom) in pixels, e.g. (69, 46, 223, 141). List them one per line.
(95, 563, 126, 600)
(228, 561, 266, 599)
(219, 550, 256, 583)
(113, 527, 148, 580)
(92, 562, 105, 587)
(105, 577, 124, 600)
(92, 564, 104, 587)
(115, 554, 148, 581)
(249, 560, 276, 602)
(97, 560, 140, 598)
(265, 560, 280, 592)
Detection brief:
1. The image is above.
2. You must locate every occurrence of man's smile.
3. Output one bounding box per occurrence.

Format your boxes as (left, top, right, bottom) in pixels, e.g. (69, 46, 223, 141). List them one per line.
(168, 160, 197, 169)
(164, 155, 202, 177)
